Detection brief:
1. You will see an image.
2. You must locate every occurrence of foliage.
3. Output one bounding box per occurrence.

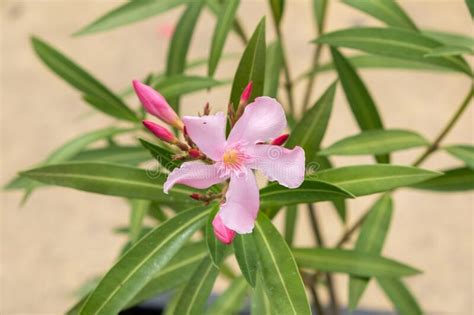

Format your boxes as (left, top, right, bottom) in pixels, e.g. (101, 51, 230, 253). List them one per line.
(6, 1, 473, 314)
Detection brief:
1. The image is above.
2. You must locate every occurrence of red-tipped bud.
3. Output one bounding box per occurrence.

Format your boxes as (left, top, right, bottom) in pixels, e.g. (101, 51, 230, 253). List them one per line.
(143, 120, 176, 143)
(190, 193, 202, 201)
(271, 133, 289, 146)
(133, 80, 183, 129)
(240, 81, 253, 104)
(188, 148, 202, 158)
(212, 213, 236, 245)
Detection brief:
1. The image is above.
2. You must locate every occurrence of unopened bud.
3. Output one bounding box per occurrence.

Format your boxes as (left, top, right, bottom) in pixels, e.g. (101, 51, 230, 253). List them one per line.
(240, 81, 253, 104)
(190, 193, 202, 201)
(212, 213, 236, 245)
(133, 80, 184, 129)
(271, 134, 289, 146)
(143, 120, 176, 143)
(188, 148, 202, 158)
(203, 102, 211, 116)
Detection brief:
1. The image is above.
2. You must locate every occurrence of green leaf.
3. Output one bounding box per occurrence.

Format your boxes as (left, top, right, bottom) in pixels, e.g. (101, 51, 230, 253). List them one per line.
(127, 242, 207, 307)
(206, 206, 229, 267)
(153, 76, 226, 100)
(312, 164, 441, 196)
(20, 162, 195, 204)
(348, 194, 393, 310)
(233, 233, 259, 287)
(316, 28, 472, 75)
(286, 81, 337, 162)
(319, 129, 429, 156)
(377, 278, 422, 315)
(251, 274, 273, 315)
(207, 277, 248, 315)
(269, 0, 285, 26)
(172, 256, 219, 315)
(341, 0, 417, 30)
(138, 138, 181, 171)
(31, 37, 138, 122)
(166, 0, 205, 110)
(293, 248, 420, 277)
(264, 40, 283, 98)
(422, 29, 474, 50)
(425, 45, 474, 57)
(411, 167, 474, 191)
(129, 200, 150, 244)
(205, 0, 248, 43)
(208, 0, 240, 77)
(79, 205, 211, 315)
(72, 146, 150, 165)
(75, 0, 189, 35)
(312, 0, 328, 33)
(284, 205, 298, 246)
(295, 54, 453, 83)
(466, 0, 474, 18)
(445, 145, 474, 169)
(330, 48, 388, 163)
(253, 213, 311, 315)
(260, 180, 354, 207)
(229, 18, 266, 110)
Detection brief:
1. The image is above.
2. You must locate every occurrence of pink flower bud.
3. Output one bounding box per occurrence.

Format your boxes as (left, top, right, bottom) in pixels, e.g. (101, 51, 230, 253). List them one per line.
(212, 213, 236, 245)
(190, 193, 201, 201)
(133, 80, 183, 129)
(271, 133, 289, 146)
(143, 120, 176, 143)
(240, 81, 253, 104)
(188, 148, 202, 158)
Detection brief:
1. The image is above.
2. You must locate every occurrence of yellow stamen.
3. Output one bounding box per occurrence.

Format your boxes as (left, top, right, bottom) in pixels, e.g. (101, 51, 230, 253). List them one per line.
(223, 149, 240, 166)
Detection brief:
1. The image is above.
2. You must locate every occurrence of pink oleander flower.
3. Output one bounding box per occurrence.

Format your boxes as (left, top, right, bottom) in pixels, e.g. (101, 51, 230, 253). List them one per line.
(163, 97, 305, 234)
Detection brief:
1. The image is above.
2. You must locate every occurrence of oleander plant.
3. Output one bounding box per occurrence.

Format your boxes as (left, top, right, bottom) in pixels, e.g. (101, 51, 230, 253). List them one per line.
(6, 1, 473, 314)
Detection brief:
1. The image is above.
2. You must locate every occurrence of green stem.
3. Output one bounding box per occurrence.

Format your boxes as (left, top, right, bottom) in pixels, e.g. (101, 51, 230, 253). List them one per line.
(307, 204, 340, 315)
(412, 87, 473, 167)
(275, 27, 296, 116)
(301, 1, 329, 112)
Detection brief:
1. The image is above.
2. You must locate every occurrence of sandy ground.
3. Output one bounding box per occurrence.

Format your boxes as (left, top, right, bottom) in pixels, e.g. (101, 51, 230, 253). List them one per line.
(1, 0, 473, 314)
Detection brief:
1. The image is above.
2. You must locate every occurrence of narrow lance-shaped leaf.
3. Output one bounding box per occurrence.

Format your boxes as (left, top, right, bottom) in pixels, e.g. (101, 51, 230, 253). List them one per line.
(207, 277, 248, 315)
(317, 28, 472, 75)
(206, 206, 230, 267)
(319, 129, 429, 156)
(172, 256, 219, 315)
(286, 81, 337, 162)
(410, 167, 474, 192)
(466, 0, 474, 18)
(445, 145, 474, 169)
(311, 164, 441, 196)
(233, 233, 259, 287)
(139, 138, 181, 171)
(129, 199, 150, 244)
(229, 18, 266, 110)
(264, 40, 283, 98)
(20, 162, 196, 205)
(269, 0, 285, 26)
(348, 194, 393, 310)
(78, 205, 212, 315)
(166, 0, 205, 110)
(312, 0, 328, 33)
(205, 0, 248, 43)
(253, 213, 311, 315)
(293, 248, 420, 277)
(424, 45, 474, 57)
(31, 37, 138, 122)
(208, 0, 240, 77)
(72, 146, 150, 165)
(341, 0, 417, 30)
(153, 75, 226, 99)
(260, 180, 354, 207)
(251, 273, 273, 315)
(330, 48, 388, 163)
(284, 205, 297, 246)
(377, 278, 422, 315)
(74, 0, 189, 35)
(422, 29, 474, 50)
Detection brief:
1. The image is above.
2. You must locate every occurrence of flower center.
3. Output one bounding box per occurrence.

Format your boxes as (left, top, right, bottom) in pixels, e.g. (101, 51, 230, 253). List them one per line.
(222, 149, 241, 167)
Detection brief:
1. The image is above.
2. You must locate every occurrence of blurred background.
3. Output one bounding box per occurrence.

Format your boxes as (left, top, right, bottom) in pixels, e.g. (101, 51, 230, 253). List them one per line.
(1, 0, 472, 314)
